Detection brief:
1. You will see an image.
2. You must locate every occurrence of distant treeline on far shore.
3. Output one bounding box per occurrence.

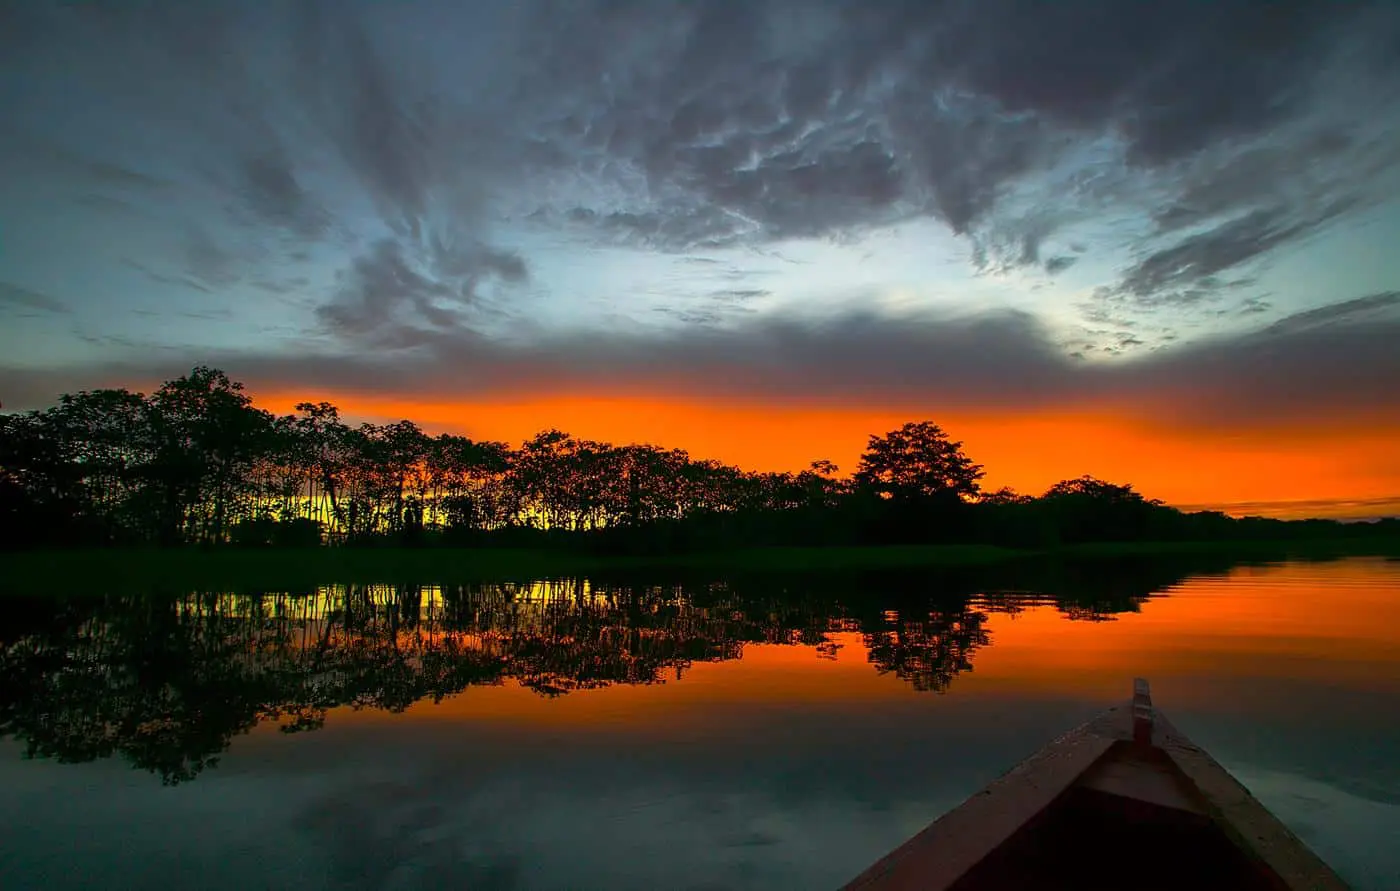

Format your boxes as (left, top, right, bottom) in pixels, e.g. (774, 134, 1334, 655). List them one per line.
(1, 366, 1395, 553)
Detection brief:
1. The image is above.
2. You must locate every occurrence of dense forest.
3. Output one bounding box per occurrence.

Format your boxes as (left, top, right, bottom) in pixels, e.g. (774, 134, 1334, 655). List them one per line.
(1, 365, 1392, 552)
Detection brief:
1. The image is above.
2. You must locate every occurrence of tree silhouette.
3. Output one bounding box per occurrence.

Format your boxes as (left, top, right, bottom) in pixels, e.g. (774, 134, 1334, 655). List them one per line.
(854, 422, 984, 501)
(1039, 476, 1164, 544)
(0, 365, 1379, 552)
(144, 367, 272, 545)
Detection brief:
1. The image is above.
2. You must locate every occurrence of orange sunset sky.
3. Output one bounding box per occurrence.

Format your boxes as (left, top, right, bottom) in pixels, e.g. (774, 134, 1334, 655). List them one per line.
(254, 388, 1400, 520)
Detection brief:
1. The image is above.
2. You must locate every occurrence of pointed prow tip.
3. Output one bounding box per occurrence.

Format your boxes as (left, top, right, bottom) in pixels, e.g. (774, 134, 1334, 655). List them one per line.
(1132, 677, 1154, 745)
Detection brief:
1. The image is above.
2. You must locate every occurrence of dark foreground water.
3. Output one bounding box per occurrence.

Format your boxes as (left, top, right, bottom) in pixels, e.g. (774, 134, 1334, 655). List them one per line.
(1, 555, 1397, 890)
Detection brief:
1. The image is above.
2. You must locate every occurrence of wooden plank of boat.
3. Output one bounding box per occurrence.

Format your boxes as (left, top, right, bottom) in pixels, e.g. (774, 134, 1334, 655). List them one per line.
(841, 679, 1349, 891)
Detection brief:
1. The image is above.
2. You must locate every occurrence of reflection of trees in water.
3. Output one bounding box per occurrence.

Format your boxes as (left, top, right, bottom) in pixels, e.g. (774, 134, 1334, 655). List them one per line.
(863, 609, 990, 692)
(974, 590, 1134, 623)
(966, 553, 1252, 622)
(1, 594, 322, 784)
(1, 564, 1199, 784)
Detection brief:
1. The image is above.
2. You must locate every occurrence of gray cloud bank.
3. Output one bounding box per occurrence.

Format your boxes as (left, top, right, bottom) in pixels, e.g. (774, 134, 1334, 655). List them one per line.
(3, 293, 1396, 435)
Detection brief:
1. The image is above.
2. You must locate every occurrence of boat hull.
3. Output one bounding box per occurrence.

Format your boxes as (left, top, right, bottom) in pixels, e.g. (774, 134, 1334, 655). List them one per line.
(841, 681, 1348, 891)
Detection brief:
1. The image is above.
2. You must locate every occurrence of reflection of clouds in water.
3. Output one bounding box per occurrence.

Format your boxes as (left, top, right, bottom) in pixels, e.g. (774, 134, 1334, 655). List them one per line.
(294, 778, 522, 890)
(290, 770, 948, 891)
(0, 744, 334, 890)
(3, 681, 1396, 889)
(1230, 767, 1400, 891)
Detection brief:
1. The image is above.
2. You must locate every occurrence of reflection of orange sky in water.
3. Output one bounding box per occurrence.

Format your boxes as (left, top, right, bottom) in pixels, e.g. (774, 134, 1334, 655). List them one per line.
(292, 559, 1400, 735)
(254, 390, 1400, 517)
(966, 560, 1400, 701)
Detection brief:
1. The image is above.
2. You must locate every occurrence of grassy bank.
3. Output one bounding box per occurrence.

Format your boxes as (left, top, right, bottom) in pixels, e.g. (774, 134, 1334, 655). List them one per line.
(3, 536, 1398, 595)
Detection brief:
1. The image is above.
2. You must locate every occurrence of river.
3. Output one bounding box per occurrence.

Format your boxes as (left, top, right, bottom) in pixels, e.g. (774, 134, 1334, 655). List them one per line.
(1, 555, 1396, 889)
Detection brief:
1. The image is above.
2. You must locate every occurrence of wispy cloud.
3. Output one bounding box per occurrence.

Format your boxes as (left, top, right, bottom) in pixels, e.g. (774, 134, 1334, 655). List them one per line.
(0, 282, 69, 315)
(2, 0, 1399, 356)
(1262, 290, 1400, 336)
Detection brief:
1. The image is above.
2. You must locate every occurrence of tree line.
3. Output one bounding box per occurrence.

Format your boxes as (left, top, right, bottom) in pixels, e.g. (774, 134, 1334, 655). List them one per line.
(1, 365, 1390, 551)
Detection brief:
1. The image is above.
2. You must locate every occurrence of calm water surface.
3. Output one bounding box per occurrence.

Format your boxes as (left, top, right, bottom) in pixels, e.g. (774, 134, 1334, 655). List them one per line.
(1, 556, 1398, 890)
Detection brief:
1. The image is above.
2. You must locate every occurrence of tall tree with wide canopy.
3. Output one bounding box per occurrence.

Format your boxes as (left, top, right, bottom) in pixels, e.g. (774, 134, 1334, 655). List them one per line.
(854, 421, 984, 501)
(144, 367, 272, 544)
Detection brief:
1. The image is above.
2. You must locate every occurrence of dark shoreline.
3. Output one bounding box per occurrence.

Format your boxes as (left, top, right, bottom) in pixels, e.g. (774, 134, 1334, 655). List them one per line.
(5, 537, 1398, 595)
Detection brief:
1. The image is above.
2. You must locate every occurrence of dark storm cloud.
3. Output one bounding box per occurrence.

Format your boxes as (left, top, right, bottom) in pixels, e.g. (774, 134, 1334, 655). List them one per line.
(318, 241, 449, 340)
(932, 0, 1336, 165)
(1119, 203, 1357, 302)
(0, 130, 170, 195)
(181, 232, 245, 291)
(238, 153, 328, 239)
(711, 289, 771, 301)
(289, 0, 435, 236)
(509, 0, 1400, 292)
(318, 238, 529, 346)
(7, 294, 1397, 436)
(570, 205, 756, 251)
(1147, 132, 1370, 235)
(282, 0, 534, 329)
(2, 0, 531, 337)
(72, 193, 142, 218)
(4, 0, 1399, 341)
(121, 259, 216, 296)
(1261, 290, 1400, 335)
(0, 282, 69, 315)
(1235, 297, 1272, 316)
